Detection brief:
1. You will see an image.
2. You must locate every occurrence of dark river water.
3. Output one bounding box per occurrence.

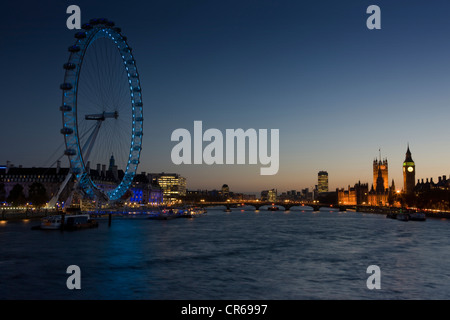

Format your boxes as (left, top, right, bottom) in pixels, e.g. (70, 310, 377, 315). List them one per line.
(1, 209, 450, 300)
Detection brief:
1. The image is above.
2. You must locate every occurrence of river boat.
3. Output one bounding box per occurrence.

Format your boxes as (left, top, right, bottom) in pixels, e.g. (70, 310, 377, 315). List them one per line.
(147, 213, 178, 220)
(147, 207, 178, 220)
(36, 214, 98, 230)
(178, 206, 206, 218)
(39, 215, 64, 230)
(396, 213, 409, 221)
(386, 212, 397, 219)
(408, 212, 426, 221)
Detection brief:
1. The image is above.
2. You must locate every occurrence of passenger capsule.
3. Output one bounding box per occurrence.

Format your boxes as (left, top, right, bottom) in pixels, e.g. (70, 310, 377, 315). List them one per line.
(82, 23, 93, 30)
(74, 32, 86, 39)
(60, 104, 72, 112)
(132, 87, 141, 93)
(134, 131, 143, 137)
(68, 45, 80, 52)
(134, 102, 143, 107)
(133, 146, 142, 151)
(60, 128, 74, 135)
(64, 149, 76, 156)
(60, 83, 73, 90)
(63, 63, 76, 70)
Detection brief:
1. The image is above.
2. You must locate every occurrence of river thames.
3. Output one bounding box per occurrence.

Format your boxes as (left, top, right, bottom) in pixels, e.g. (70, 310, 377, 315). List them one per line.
(1, 209, 450, 300)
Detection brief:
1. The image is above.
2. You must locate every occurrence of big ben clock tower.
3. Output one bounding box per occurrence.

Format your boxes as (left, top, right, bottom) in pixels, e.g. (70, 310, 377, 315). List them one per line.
(403, 144, 415, 195)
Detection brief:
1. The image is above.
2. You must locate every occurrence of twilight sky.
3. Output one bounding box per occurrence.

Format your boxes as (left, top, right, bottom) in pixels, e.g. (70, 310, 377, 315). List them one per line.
(1, 0, 450, 194)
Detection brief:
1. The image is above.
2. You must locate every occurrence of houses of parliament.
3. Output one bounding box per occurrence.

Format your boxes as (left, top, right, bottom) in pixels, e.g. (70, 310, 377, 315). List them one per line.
(338, 145, 416, 206)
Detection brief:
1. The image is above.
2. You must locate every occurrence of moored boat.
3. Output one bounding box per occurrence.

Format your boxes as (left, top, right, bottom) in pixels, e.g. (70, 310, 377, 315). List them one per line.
(147, 206, 205, 220)
(39, 215, 64, 230)
(147, 213, 178, 220)
(397, 213, 409, 221)
(35, 214, 98, 230)
(408, 212, 426, 221)
(64, 214, 98, 230)
(386, 212, 397, 219)
(179, 206, 206, 218)
(147, 207, 177, 220)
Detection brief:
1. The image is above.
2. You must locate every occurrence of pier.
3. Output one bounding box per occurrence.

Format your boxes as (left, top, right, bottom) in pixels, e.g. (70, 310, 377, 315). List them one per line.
(1, 208, 53, 221)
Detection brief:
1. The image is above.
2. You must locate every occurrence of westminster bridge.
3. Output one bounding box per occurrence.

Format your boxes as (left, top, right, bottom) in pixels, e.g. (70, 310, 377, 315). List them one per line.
(195, 201, 355, 211)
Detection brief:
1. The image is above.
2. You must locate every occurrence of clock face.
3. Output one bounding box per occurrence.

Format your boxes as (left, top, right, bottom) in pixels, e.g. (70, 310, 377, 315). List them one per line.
(407, 166, 414, 172)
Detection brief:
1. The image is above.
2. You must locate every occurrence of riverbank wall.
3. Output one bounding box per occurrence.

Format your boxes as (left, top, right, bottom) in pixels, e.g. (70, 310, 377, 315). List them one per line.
(355, 206, 450, 219)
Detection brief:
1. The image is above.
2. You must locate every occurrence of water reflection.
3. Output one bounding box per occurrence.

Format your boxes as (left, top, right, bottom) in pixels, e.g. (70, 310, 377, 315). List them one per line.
(0, 211, 450, 299)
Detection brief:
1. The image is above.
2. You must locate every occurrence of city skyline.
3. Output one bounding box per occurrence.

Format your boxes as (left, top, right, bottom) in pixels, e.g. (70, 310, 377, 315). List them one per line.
(2, 1, 450, 194)
(1, 144, 439, 197)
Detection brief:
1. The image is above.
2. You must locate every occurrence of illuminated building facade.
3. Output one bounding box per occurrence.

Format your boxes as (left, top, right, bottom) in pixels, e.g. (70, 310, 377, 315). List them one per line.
(130, 172, 163, 205)
(337, 151, 396, 207)
(373, 157, 388, 191)
(149, 173, 186, 203)
(221, 184, 230, 199)
(318, 171, 328, 193)
(337, 181, 369, 205)
(261, 189, 277, 202)
(368, 166, 389, 206)
(268, 189, 277, 202)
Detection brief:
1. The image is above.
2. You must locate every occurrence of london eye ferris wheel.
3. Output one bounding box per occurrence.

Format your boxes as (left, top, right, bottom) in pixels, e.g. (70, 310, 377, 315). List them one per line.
(59, 18, 143, 204)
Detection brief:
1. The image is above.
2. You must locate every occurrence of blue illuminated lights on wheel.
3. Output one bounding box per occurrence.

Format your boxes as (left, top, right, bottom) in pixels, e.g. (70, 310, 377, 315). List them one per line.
(60, 19, 143, 203)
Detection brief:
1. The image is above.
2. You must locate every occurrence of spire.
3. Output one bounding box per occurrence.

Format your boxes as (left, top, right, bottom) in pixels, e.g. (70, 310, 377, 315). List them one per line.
(405, 144, 413, 162)
(109, 153, 115, 171)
